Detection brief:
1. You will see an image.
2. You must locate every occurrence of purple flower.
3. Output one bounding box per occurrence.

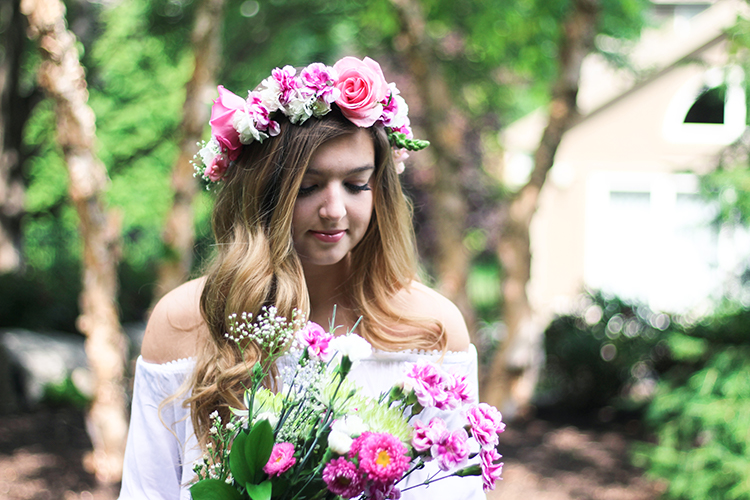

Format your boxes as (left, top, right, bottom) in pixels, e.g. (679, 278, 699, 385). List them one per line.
(263, 442, 296, 476)
(323, 457, 365, 498)
(479, 447, 504, 491)
(298, 321, 333, 361)
(365, 482, 402, 500)
(431, 428, 469, 471)
(465, 403, 505, 450)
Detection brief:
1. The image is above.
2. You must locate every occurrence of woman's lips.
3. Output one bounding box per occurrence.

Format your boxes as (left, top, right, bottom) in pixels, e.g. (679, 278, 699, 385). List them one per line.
(310, 230, 346, 243)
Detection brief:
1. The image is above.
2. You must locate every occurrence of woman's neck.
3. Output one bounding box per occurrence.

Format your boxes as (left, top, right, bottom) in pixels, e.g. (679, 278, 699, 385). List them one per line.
(302, 256, 358, 333)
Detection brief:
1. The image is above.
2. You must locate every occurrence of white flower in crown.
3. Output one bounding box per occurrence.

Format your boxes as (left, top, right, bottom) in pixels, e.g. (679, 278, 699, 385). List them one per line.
(286, 88, 318, 125)
(198, 137, 222, 167)
(233, 109, 267, 144)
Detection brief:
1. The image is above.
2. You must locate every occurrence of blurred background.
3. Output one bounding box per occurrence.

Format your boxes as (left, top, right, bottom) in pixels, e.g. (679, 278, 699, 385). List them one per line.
(1, 0, 749, 498)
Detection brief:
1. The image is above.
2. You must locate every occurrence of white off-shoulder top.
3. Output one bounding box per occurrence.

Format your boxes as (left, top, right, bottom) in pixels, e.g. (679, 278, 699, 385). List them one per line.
(118, 346, 485, 500)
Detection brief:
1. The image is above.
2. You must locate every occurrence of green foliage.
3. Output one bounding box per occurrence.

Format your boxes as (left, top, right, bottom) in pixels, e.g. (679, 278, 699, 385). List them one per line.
(540, 291, 671, 409)
(42, 376, 91, 410)
(633, 307, 750, 499)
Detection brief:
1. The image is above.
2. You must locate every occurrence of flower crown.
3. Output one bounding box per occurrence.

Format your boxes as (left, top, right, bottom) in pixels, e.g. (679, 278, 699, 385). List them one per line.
(194, 56, 429, 183)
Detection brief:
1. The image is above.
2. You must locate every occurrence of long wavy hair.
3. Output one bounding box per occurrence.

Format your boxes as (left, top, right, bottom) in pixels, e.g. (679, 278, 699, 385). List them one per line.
(186, 107, 445, 448)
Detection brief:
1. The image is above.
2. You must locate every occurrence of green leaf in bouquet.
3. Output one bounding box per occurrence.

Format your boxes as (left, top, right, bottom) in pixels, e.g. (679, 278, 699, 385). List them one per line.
(229, 429, 253, 487)
(190, 478, 244, 500)
(244, 419, 275, 484)
(454, 464, 482, 477)
(245, 479, 272, 500)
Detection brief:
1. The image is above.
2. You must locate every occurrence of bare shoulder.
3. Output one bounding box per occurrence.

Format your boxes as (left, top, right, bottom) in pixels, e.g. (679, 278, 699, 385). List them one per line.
(140, 277, 209, 364)
(396, 281, 471, 352)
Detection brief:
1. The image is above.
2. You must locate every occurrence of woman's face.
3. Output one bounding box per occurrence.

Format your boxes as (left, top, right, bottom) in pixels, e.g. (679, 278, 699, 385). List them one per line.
(292, 128, 375, 269)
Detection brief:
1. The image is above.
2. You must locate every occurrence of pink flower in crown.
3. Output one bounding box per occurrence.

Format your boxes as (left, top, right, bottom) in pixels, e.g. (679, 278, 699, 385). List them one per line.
(479, 447, 504, 491)
(271, 65, 300, 106)
(323, 457, 365, 498)
(209, 86, 245, 160)
(380, 84, 410, 131)
(263, 442, 296, 476)
(411, 417, 448, 453)
(431, 428, 470, 471)
(205, 153, 229, 182)
(405, 361, 450, 409)
(465, 403, 505, 450)
(301, 63, 340, 104)
(333, 56, 389, 127)
(351, 432, 409, 484)
(298, 321, 333, 361)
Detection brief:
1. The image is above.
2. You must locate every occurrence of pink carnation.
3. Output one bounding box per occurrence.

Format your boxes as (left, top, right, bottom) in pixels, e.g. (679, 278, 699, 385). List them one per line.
(411, 417, 448, 454)
(405, 361, 453, 409)
(323, 457, 365, 498)
(209, 86, 245, 160)
(271, 65, 300, 105)
(479, 447, 504, 491)
(263, 442, 296, 476)
(445, 373, 474, 407)
(465, 403, 505, 450)
(431, 428, 469, 471)
(333, 56, 389, 127)
(298, 321, 333, 361)
(350, 432, 409, 484)
(300, 63, 340, 104)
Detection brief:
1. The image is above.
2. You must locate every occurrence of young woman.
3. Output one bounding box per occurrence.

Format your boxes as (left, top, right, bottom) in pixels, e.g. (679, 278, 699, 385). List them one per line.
(118, 56, 484, 500)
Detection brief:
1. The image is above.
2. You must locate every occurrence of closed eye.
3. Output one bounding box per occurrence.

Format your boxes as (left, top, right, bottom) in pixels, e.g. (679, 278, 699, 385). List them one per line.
(345, 183, 371, 194)
(298, 185, 317, 197)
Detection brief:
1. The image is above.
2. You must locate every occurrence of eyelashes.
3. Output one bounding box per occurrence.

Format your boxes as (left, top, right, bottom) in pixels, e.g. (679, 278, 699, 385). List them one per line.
(297, 183, 371, 197)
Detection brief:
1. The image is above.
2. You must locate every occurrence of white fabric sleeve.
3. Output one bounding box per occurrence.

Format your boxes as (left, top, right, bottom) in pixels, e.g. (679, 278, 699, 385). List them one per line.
(118, 357, 200, 500)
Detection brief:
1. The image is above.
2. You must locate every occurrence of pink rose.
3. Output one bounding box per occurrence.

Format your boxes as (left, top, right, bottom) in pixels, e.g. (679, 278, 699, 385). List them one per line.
(205, 154, 229, 182)
(209, 86, 245, 159)
(333, 56, 389, 127)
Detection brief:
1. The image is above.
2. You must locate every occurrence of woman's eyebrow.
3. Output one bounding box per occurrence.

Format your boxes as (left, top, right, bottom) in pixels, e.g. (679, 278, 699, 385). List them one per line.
(305, 165, 374, 176)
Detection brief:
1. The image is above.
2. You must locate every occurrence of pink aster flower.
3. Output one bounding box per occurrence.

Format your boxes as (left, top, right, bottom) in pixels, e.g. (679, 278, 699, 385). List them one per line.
(351, 432, 409, 484)
(298, 321, 333, 361)
(479, 447, 504, 491)
(323, 457, 365, 498)
(431, 428, 469, 471)
(263, 442, 296, 476)
(465, 403, 505, 450)
(411, 417, 448, 454)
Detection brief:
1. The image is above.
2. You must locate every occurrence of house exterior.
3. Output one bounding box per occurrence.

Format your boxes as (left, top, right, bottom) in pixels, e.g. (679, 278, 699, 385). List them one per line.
(500, 0, 750, 322)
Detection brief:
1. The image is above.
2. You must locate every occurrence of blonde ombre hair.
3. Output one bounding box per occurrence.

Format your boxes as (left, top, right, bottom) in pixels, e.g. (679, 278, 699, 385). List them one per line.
(186, 108, 445, 447)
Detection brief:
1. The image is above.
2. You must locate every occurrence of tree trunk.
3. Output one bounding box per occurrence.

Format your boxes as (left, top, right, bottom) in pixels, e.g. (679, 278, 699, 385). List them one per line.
(21, 0, 128, 482)
(389, 0, 475, 331)
(484, 0, 599, 418)
(0, 0, 31, 272)
(151, 0, 226, 302)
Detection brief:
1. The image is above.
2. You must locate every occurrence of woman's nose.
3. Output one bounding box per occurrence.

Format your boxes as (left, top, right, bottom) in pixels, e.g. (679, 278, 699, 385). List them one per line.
(319, 186, 346, 221)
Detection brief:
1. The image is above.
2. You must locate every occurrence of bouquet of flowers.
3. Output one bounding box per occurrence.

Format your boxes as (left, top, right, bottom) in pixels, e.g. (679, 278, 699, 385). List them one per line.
(191, 307, 505, 500)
